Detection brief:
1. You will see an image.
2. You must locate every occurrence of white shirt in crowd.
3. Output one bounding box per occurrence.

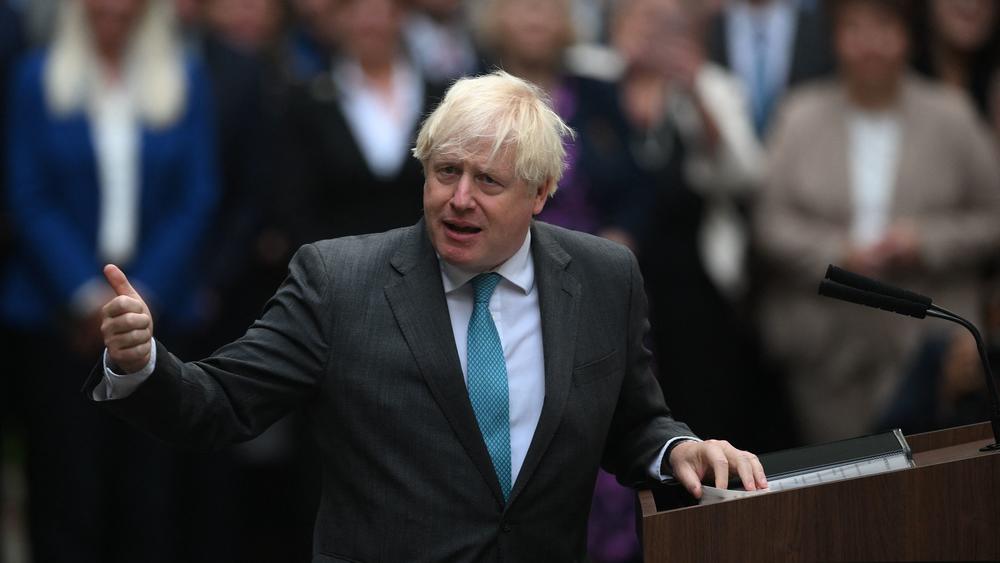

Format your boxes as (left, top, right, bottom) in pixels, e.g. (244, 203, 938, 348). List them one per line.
(333, 58, 424, 180)
(848, 108, 902, 248)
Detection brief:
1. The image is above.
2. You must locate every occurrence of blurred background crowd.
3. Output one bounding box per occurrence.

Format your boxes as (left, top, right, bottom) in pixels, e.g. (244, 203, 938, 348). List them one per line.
(0, 0, 997, 561)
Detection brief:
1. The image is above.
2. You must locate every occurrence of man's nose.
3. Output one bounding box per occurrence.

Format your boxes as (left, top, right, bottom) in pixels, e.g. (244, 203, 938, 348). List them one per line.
(450, 174, 476, 210)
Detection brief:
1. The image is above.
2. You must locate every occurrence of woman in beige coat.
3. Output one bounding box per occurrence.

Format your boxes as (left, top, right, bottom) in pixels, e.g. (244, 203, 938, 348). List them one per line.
(756, 0, 1000, 444)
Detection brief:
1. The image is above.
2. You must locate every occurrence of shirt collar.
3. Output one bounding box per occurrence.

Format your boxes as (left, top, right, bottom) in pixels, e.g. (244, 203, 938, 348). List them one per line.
(440, 231, 534, 295)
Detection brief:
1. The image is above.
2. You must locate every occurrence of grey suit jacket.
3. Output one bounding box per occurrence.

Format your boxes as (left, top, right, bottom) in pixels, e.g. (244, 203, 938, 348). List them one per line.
(85, 220, 693, 562)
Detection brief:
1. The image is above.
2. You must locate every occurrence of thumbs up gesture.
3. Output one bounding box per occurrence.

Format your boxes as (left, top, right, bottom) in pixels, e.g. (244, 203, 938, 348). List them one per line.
(100, 264, 154, 374)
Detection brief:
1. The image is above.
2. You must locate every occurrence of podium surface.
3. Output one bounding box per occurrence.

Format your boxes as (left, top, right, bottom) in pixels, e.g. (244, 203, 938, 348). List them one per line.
(638, 423, 1000, 561)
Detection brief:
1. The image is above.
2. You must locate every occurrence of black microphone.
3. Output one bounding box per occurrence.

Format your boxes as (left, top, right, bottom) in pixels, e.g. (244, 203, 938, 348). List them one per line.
(818, 279, 929, 319)
(818, 268, 1000, 451)
(825, 264, 932, 308)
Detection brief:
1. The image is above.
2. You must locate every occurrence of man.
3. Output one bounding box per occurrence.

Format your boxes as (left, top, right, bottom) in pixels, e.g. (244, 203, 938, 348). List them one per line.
(88, 71, 766, 561)
(706, 0, 835, 137)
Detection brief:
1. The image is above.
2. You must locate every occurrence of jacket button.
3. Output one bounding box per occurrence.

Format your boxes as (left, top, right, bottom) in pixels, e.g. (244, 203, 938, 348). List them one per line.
(502, 524, 512, 533)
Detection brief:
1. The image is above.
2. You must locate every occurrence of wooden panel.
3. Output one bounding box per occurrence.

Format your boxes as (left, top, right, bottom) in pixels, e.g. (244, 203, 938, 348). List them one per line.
(640, 425, 1000, 562)
(905, 421, 993, 453)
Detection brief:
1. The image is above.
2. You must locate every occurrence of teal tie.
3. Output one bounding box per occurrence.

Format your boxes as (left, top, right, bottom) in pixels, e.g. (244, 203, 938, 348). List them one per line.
(467, 273, 512, 501)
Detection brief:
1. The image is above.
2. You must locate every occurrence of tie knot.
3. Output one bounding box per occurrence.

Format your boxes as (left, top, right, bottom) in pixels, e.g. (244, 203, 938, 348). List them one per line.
(471, 273, 502, 304)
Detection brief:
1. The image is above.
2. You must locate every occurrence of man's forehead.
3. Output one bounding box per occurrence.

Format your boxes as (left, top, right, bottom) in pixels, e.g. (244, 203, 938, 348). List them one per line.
(430, 145, 516, 174)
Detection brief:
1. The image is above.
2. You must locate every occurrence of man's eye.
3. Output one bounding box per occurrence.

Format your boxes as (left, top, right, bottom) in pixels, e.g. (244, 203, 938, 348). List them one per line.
(480, 175, 498, 186)
(439, 166, 458, 175)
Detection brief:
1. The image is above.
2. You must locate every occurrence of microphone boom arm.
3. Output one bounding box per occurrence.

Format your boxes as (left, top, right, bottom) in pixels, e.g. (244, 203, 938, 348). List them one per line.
(925, 305, 1000, 452)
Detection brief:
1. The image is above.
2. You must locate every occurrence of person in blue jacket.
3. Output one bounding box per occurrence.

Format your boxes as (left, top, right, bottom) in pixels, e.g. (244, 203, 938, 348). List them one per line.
(2, 0, 217, 560)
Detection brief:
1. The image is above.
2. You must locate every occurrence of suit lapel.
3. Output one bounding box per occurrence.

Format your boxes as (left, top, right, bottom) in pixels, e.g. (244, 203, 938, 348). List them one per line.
(508, 223, 581, 506)
(383, 221, 506, 507)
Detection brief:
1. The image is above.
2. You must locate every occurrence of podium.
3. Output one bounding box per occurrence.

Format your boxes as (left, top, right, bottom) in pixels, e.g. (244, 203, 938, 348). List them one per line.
(638, 422, 1000, 561)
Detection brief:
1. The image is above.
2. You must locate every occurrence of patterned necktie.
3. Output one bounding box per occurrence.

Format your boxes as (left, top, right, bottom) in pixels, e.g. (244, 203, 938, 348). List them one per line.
(466, 273, 512, 501)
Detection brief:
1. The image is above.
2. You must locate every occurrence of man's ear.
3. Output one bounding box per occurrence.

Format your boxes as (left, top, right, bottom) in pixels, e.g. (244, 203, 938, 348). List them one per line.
(532, 179, 552, 215)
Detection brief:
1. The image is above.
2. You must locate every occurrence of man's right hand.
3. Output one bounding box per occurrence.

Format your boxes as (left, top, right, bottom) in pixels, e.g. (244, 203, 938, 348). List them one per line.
(100, 264, 154, 374)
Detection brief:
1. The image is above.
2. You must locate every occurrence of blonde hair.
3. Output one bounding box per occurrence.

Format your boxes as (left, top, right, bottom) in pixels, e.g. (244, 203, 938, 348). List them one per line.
(412, 70, 575, 195)
(45, 0, 186, 128)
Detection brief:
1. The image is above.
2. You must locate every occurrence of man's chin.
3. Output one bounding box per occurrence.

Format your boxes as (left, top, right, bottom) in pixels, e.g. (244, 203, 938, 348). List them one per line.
(438, 250, 482, 272)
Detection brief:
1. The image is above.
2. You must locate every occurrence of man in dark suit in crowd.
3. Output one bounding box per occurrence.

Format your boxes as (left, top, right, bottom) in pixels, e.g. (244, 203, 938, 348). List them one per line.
(706, 0, 835, 137)
(87, 71, 766, 562)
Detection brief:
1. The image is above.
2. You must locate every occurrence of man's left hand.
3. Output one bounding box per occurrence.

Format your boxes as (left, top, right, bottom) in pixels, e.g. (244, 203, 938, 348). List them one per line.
(667, 439, 768, 499)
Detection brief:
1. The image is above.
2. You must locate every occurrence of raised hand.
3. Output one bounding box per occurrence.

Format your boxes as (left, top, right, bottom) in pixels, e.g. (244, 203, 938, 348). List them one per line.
(100, 264, 154, 374)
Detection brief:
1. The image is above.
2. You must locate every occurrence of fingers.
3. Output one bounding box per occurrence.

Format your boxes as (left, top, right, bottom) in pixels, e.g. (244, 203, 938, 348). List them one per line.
(715, 443, 768, 492)
(102, 310, 150, 332)
(673, 462, 703, 500)
(103, 264, 140, 299)
(710, 449, 730, 490)
(734, 452, 757, 492)
(670, 439, 769, 499)
(102, 295, 146, 318)
(751, 455, 768, 490)
(713, 440, 765, 492)
(105, 326, 153, 350)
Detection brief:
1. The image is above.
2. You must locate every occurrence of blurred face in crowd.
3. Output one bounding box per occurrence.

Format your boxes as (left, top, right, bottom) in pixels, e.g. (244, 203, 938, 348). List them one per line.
(930, 0, 997, 52)
(491, 0, 573, 70)
(612, 0, 697, 72)
(423, 146, 548, 272)
(84, 0, 148, 60)
(833, 1, 909, 104)
(206, 0, 282, 51)
(333, 0, 403, 69)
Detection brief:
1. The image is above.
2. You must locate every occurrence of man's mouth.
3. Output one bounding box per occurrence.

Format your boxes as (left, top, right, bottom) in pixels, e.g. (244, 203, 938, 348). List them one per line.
(443, 220, 482, 235)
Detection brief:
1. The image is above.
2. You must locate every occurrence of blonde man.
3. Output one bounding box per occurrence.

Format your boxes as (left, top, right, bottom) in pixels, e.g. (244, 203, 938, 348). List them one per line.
(90, 71, 764, 561)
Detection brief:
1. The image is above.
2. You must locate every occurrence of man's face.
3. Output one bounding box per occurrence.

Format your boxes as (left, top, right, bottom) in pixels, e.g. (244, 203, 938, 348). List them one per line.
(423, 147, 549, 272)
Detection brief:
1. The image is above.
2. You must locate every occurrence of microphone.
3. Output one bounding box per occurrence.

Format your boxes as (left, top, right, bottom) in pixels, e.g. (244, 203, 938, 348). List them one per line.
(819, 266, 1000, 452)
(825, 265, 932, 308)
(818, 279, 928, 319)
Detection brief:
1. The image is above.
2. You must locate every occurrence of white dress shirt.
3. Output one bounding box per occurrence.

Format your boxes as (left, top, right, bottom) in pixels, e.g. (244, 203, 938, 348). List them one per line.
(333, 58, 424, 180)
(439, 232, 545, 484)
(848, 109, 902, 247)
(70, 74, 141, 317)
(91, 75, 140, 265)
(97, 233, 692, 480)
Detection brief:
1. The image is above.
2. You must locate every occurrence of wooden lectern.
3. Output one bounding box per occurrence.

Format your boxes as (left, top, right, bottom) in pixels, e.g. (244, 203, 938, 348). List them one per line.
(638, 422, 1000, 561)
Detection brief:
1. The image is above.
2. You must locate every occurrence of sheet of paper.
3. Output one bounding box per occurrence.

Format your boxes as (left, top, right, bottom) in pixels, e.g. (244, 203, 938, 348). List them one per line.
(699, 454, 914, 504)
(699, 485, 771, 505)
(766, 454, 913, 492)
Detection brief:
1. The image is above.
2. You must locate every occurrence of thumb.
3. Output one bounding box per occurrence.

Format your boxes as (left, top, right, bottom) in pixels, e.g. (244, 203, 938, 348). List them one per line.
(103, 264, 140, 299)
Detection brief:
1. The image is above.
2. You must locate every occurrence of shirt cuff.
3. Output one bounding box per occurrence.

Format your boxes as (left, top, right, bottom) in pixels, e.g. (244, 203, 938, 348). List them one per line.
(650, 436, 702, 482)
(92, 342, 158, 401)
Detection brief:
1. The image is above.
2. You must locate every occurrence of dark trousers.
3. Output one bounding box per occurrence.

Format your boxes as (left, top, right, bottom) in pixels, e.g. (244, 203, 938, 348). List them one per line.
(5, 328, 237, 563)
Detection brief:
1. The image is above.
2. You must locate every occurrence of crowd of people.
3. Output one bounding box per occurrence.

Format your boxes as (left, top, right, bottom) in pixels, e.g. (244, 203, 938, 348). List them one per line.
(0, 0, 997, 562)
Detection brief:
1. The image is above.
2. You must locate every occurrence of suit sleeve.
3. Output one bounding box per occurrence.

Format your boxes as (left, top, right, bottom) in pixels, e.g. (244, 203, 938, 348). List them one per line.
(601, 250, 698, 486)
(82, 243, 332, 449)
